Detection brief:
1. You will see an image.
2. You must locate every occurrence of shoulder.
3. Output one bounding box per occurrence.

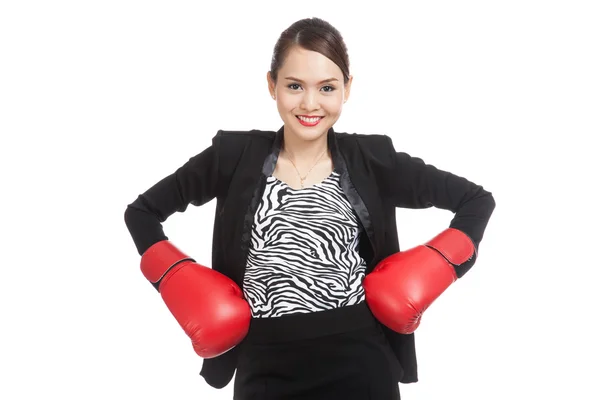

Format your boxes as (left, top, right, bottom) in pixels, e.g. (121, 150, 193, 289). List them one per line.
(336, 130, 394, 148)
(335, 131, 396, 165)
(215, 129, 275, 144)
(212, 128, 276, 156)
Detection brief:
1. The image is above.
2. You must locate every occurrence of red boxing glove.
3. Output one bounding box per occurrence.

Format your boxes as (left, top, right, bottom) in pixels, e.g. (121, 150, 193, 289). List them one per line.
(363, 228, 475, 334)
(140, 240, 251, 358)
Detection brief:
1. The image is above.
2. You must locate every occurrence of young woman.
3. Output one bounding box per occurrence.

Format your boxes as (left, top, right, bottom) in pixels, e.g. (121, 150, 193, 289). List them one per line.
(124, 17, 495, 400)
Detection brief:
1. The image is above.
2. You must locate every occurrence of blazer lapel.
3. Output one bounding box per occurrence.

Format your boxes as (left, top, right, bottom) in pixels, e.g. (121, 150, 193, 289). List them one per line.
(330, 129, 384, 267)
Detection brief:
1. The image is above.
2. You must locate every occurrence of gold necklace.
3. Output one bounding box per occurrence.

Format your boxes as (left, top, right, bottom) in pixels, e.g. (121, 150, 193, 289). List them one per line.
(285, 148, 327, 189)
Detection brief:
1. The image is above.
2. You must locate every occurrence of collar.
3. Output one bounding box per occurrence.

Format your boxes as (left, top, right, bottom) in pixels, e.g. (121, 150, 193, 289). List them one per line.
(261, 125, 343, 177)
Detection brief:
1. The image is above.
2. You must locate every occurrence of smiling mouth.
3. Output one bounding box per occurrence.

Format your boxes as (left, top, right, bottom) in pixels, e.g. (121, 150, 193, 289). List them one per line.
(296, 115, 324, 126)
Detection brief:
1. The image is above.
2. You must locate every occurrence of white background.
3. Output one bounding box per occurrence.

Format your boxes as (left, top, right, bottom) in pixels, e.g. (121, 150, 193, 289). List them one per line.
(1, 1, 598, 399)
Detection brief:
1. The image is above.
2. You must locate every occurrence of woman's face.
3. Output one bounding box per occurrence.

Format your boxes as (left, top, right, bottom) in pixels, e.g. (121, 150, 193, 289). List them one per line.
(268, 46, 352, 143)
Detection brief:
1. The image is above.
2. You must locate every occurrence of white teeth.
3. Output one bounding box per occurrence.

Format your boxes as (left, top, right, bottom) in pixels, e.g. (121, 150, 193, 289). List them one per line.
(298, 116, 321, 123)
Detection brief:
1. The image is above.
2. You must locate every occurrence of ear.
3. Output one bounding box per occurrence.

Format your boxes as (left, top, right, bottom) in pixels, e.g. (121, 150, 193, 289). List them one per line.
(344, 75, 353, 103)
(267, 71, 276, 99)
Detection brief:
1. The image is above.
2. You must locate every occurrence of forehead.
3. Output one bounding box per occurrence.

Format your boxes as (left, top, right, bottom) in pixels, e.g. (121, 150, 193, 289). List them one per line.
(279, 46, 343, 81)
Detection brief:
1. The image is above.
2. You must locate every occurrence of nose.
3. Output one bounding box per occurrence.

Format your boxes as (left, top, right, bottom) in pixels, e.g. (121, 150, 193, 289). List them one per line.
(300, 89, 319, 111)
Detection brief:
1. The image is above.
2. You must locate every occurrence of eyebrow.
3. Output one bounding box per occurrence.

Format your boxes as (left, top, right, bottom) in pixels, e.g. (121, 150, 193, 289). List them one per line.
(284, 76, 339, 84)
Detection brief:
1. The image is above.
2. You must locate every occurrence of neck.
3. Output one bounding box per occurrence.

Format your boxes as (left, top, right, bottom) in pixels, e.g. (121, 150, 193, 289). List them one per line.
(281, 127, 330, 166)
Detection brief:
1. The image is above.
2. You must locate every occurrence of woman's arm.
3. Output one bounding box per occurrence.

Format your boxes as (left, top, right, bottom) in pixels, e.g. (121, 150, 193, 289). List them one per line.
(123, 132, 251, 357)
(124, 133, 221, 256)
(364, 136, 496, 334)
(385, 136, 496, 277)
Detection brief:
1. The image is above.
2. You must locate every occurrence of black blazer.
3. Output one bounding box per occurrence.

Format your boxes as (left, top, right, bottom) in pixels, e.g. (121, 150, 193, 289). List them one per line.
(124, 126, 496, 389)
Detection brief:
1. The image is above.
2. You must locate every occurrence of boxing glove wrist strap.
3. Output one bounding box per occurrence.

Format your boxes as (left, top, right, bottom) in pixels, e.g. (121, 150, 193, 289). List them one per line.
(424, 228, 476, 273)
(140, 240, 195, 291)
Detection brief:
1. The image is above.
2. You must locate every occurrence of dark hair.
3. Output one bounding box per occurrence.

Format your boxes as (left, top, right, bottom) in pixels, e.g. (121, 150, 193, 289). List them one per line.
(270, 17, 350, 84)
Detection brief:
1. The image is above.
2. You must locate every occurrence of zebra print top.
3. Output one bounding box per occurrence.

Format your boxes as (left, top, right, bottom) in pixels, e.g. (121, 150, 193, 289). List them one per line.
(243, 170, 368, 318)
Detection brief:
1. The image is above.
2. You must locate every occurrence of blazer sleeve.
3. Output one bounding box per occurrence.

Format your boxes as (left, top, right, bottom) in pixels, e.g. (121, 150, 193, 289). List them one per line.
(384, 136, 496, 277)
(124, 131, 223, 256)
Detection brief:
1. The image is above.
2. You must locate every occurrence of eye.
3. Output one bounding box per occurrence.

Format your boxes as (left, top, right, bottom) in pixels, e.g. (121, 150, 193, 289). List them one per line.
(321, 85, 336, 92)
(288, 83, 302, 91)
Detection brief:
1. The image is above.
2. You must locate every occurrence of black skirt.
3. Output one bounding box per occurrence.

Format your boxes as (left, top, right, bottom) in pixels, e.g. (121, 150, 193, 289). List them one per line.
(233, 302, 403, 400)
